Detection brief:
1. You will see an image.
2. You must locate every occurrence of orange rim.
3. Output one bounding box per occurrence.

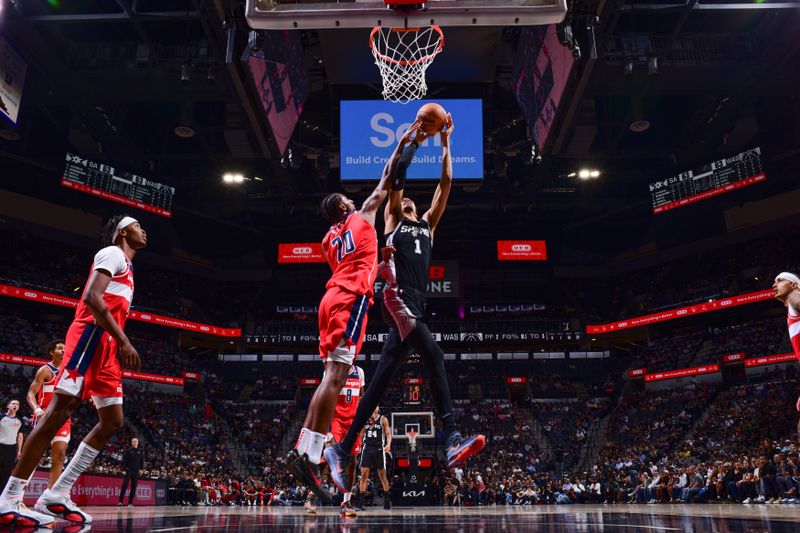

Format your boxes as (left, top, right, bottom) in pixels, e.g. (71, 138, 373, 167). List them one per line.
(369, 25, 444, 67)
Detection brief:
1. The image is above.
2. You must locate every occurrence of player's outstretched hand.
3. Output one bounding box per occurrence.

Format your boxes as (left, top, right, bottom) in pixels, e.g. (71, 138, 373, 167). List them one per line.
(119, 340, 141, 371)
(441, 113, 454, 145)
(401, 120, 430, 146)
(381, 245, 396, 263)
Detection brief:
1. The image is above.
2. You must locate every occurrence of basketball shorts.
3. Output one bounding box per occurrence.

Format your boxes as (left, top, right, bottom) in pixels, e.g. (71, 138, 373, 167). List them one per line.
(55, 322, 124, 407)
(331, 417, 362, 455)
(382, 286, 425, 341)
(318, 286, 371, 365)
(33, 415, 71, 445)
(360, 446, 387, 471)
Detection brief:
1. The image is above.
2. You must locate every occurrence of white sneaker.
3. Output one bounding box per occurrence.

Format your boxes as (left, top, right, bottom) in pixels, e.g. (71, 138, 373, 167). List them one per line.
(35, 488, 93, 524)
(0, 499, 55, 528)
(742, 498, 751, 504)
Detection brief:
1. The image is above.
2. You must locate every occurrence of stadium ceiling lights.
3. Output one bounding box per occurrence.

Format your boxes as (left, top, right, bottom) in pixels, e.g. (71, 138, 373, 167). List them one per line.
(568, 169, 601, 180)
(222, 173, 245, 184)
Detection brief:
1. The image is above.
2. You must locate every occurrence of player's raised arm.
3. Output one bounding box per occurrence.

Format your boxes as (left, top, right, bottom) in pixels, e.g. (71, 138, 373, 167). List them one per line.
(422, 113, 454, 238)
(384, 122, 430, 233)
(360, 122, 425, 224)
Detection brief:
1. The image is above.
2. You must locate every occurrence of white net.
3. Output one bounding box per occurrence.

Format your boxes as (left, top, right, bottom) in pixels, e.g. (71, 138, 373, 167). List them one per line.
(370, 25, 444, 104)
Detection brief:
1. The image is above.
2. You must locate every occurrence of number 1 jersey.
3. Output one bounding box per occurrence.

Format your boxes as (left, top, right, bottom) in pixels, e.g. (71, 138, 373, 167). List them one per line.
(322, 212, 378, 298)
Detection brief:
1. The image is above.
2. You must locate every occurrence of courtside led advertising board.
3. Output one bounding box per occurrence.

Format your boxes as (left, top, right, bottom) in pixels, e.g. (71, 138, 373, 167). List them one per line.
(278, 243, 326, 264)
(340, 99, 483, 181)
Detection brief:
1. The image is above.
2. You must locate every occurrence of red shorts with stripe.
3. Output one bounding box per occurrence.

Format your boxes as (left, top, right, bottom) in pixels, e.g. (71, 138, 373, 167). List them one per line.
(331, 417, 362, 455)
(33, 416, 71, 444)
(318, 286, 371, 365)
(54, 322, 123, 401)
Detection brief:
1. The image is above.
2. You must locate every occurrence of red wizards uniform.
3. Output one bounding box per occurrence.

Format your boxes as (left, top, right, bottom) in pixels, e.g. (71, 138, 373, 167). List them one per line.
(788, 304, 800, 360)
(35, 362, 72, 443)
(54, 245, 134, 405)
(330, 365, 365, 454)
(318, 212, 378, 364)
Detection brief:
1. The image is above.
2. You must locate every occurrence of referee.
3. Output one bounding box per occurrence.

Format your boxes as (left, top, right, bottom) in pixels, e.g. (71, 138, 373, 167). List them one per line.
(118, 437, 143, 507)
(0, 400, 24, 490)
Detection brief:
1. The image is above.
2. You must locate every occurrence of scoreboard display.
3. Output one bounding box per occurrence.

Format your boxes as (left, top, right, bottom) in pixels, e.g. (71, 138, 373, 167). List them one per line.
(61, 153, 175, 217)
(404, 377, 423, 407)
(649, 147, 765, 214)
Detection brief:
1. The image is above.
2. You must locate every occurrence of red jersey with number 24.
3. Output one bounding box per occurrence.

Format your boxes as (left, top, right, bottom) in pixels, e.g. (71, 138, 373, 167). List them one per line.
(322, 212, 378, 298)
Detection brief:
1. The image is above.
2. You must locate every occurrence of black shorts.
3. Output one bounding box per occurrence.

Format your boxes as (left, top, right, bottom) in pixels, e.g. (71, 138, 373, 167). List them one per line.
(360, 446, 387, 471)
(382, 288, 426, 341)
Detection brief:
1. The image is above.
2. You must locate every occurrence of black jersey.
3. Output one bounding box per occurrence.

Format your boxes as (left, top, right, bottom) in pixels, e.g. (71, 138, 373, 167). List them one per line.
(363, 418, 386, 449)
(386, 217, 431, 298)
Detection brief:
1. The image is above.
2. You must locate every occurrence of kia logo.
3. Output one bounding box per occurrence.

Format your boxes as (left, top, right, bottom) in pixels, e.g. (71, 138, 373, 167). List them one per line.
(511, 244, 531, 252)
(293, 247, 312, 254)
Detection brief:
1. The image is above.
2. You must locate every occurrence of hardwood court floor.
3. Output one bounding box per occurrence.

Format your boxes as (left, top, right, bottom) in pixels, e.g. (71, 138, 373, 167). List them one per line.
(32, 503, 800, 532)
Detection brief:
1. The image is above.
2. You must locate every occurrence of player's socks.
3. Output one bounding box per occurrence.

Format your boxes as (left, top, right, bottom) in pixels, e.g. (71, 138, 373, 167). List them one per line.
(51, 442, 99, 496)
(295, 428, 311, 455)
(0, 476, 29, 504)
(306, 431, 327, 465)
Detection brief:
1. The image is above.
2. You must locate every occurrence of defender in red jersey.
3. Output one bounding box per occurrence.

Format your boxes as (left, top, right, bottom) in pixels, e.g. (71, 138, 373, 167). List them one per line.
(0, 215, 145, 528)
(773, 272, 800, 410)
(26, 340, 71, 488)
(283, 122, 427, 505)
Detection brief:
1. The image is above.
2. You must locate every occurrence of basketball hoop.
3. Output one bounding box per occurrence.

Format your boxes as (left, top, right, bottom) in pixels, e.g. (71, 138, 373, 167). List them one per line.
(369, 25, 444, 103)
(406, 429, 418, 451)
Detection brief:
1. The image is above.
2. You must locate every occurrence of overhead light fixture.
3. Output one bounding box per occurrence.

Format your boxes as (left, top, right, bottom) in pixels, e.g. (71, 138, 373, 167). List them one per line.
(223, 173, 245, 184)
(629, 120, 651, 133)
(173, 126, 195, 138)
(576, 168, 601, 180)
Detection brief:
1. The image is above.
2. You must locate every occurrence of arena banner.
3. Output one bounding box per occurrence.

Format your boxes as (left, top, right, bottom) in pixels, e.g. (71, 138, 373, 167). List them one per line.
(0, 353, 186, 386)
(628, 368, 646, 378)
(505, 377, 528, 384)
(24, 469, 167, 506)
(644, 364, 720, 382)
(277, 243, 325, 264)
(375, 261, 460, 298)
(744, 353, 796, 367)
(722, 352, 745, 363)
(0, 35, 28, 126)
(497, 240, 547, 261)
(586, 289, 774, 334)
(340, 99, 484, 181)
(0, 283, 241, 337)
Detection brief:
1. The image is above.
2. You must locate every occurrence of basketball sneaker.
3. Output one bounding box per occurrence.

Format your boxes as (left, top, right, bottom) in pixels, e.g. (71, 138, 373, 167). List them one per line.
(323, 443, 354, 493)
(446, 433, 486, 469)
(340, 500, 357, 518)
(281, 449, 332, 504)
(384, 494, 392, 510)
(36, 489, 92, 524)
(0, 499, 55, 528)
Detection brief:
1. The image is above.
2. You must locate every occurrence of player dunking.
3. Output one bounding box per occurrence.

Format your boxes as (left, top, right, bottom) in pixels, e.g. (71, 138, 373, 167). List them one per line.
(305, 364, 365, 517)
(27, 340, 72, 488)
(326, 115, 485, 492)
(0, 215, 145, 528)
(283, 124, 425, 504)
(357, 407, 392, 511)
(774, 272, 800, 410)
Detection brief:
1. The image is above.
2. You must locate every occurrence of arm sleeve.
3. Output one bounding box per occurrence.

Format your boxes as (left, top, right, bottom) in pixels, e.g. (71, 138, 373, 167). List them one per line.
(391, 142, 420, 190)
(93, 246, 128, 276)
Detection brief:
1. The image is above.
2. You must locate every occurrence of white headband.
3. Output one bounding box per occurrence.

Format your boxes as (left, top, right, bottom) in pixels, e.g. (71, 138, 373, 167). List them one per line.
(775, 272, 800, 288)
(112, 216, 138, 243)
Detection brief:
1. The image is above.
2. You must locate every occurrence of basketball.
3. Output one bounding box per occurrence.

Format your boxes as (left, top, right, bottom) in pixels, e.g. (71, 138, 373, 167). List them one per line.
(416, 103, 447, 134)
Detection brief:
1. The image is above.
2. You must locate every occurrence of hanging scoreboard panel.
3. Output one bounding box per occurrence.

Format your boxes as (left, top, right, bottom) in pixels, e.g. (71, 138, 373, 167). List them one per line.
(61, 153, 175, 217)
(649, 147, 765, 214)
